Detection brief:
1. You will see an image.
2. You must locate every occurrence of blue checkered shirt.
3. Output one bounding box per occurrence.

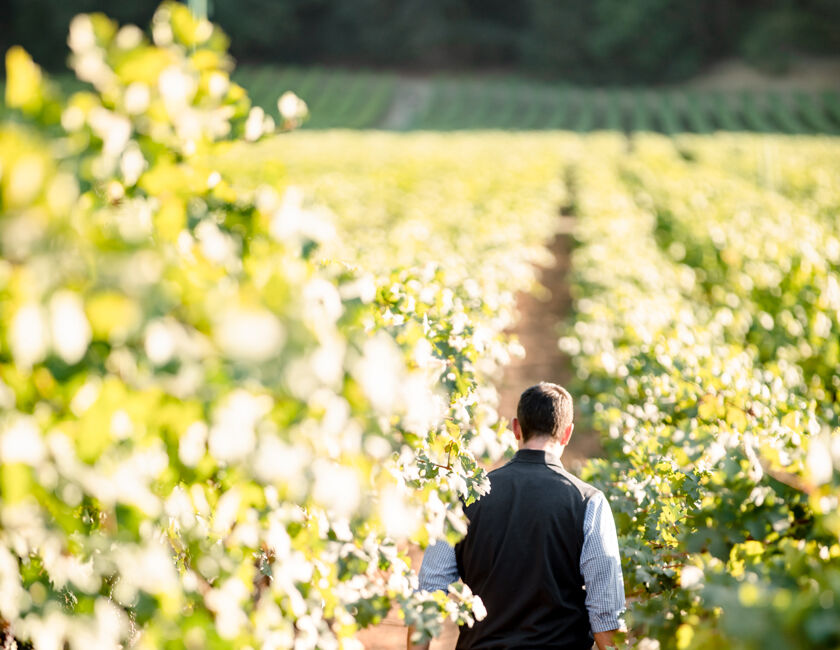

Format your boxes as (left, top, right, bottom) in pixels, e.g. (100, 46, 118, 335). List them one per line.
(418, 490, 625, 633)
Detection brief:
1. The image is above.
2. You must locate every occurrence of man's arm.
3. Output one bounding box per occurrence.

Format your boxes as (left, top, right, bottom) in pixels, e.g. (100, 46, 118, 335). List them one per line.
(417, 539, 459, 592)
(406, 626, 429, 650)
(406, 540, 460, 650)
(593, 629, 618, 650)
(580, 492, 626, 647)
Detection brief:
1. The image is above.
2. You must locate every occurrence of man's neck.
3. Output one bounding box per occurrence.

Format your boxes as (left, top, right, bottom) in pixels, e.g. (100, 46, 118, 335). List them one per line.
(519, 436, 566, 458)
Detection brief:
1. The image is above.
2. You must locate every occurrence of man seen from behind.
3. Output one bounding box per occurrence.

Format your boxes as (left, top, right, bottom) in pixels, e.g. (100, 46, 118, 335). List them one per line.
(408, 382, 625, 650)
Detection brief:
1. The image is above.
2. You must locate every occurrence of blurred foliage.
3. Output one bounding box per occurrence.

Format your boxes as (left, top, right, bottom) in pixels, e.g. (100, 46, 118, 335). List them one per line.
(0, 3, 563, 647)
(3, 0, 840, 82)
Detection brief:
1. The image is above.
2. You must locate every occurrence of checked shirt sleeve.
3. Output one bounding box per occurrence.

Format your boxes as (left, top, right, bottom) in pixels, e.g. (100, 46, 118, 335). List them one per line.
(418, 540, 460, 592)
(580, 491, 626, 633)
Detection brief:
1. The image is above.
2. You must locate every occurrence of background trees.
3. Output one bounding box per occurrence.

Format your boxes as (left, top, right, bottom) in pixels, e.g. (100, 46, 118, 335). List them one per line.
(4, 0, 840, 82)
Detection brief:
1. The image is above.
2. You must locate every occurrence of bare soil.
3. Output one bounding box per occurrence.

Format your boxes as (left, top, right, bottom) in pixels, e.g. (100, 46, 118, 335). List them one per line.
(680, 56, 840, 92)
(495, 215, 603, 469)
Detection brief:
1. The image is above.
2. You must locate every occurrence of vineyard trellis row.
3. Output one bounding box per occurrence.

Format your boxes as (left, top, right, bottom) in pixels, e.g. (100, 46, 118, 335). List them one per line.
(564, 133, 840, 649)
(6, 67, 840, 135)
(232, 67, 840, 134)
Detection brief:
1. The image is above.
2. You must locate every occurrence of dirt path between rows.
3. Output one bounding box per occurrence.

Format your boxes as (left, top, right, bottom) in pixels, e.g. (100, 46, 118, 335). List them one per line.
(495, 214, 603, 468)
(356, 206, 601, 649)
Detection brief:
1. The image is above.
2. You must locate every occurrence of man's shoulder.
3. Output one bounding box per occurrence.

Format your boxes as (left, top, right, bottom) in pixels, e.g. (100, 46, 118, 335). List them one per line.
(489, 454, 602, 501)
(559, 470, 603, 502)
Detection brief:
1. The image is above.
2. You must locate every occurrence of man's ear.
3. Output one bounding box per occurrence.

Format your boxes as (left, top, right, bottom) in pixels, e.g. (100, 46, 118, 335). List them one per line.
(560, 422, 574, 446)
(512, 417, 522, 441)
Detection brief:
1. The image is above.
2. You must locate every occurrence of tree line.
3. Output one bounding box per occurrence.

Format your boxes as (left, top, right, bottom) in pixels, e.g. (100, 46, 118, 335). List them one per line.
(4, 0, 840, 87)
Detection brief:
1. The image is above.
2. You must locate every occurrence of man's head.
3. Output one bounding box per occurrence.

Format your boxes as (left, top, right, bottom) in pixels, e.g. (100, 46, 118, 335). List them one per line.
(514, 382, 574, 446)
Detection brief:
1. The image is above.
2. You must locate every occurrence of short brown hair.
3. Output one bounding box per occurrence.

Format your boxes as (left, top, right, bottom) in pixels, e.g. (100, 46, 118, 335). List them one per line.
(516, 382, 574, 442)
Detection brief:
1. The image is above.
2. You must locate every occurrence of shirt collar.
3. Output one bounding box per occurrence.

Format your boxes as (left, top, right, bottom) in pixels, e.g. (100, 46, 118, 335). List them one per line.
(513, 448, 565, 469)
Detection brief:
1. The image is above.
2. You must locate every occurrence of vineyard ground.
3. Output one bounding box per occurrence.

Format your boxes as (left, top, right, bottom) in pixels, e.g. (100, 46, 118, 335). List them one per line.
(684, 56, 840, 91)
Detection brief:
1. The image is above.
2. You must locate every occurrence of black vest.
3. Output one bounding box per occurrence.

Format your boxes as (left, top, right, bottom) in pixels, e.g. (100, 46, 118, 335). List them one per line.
(454, 449, 598, 650)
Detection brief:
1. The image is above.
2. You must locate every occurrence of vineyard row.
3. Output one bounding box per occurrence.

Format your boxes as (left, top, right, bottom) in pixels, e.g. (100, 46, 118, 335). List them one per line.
(234, 66, 840, 134)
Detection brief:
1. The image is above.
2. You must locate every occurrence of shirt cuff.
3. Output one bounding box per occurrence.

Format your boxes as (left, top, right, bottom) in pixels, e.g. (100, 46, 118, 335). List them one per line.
(589, 611, 625, 634)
